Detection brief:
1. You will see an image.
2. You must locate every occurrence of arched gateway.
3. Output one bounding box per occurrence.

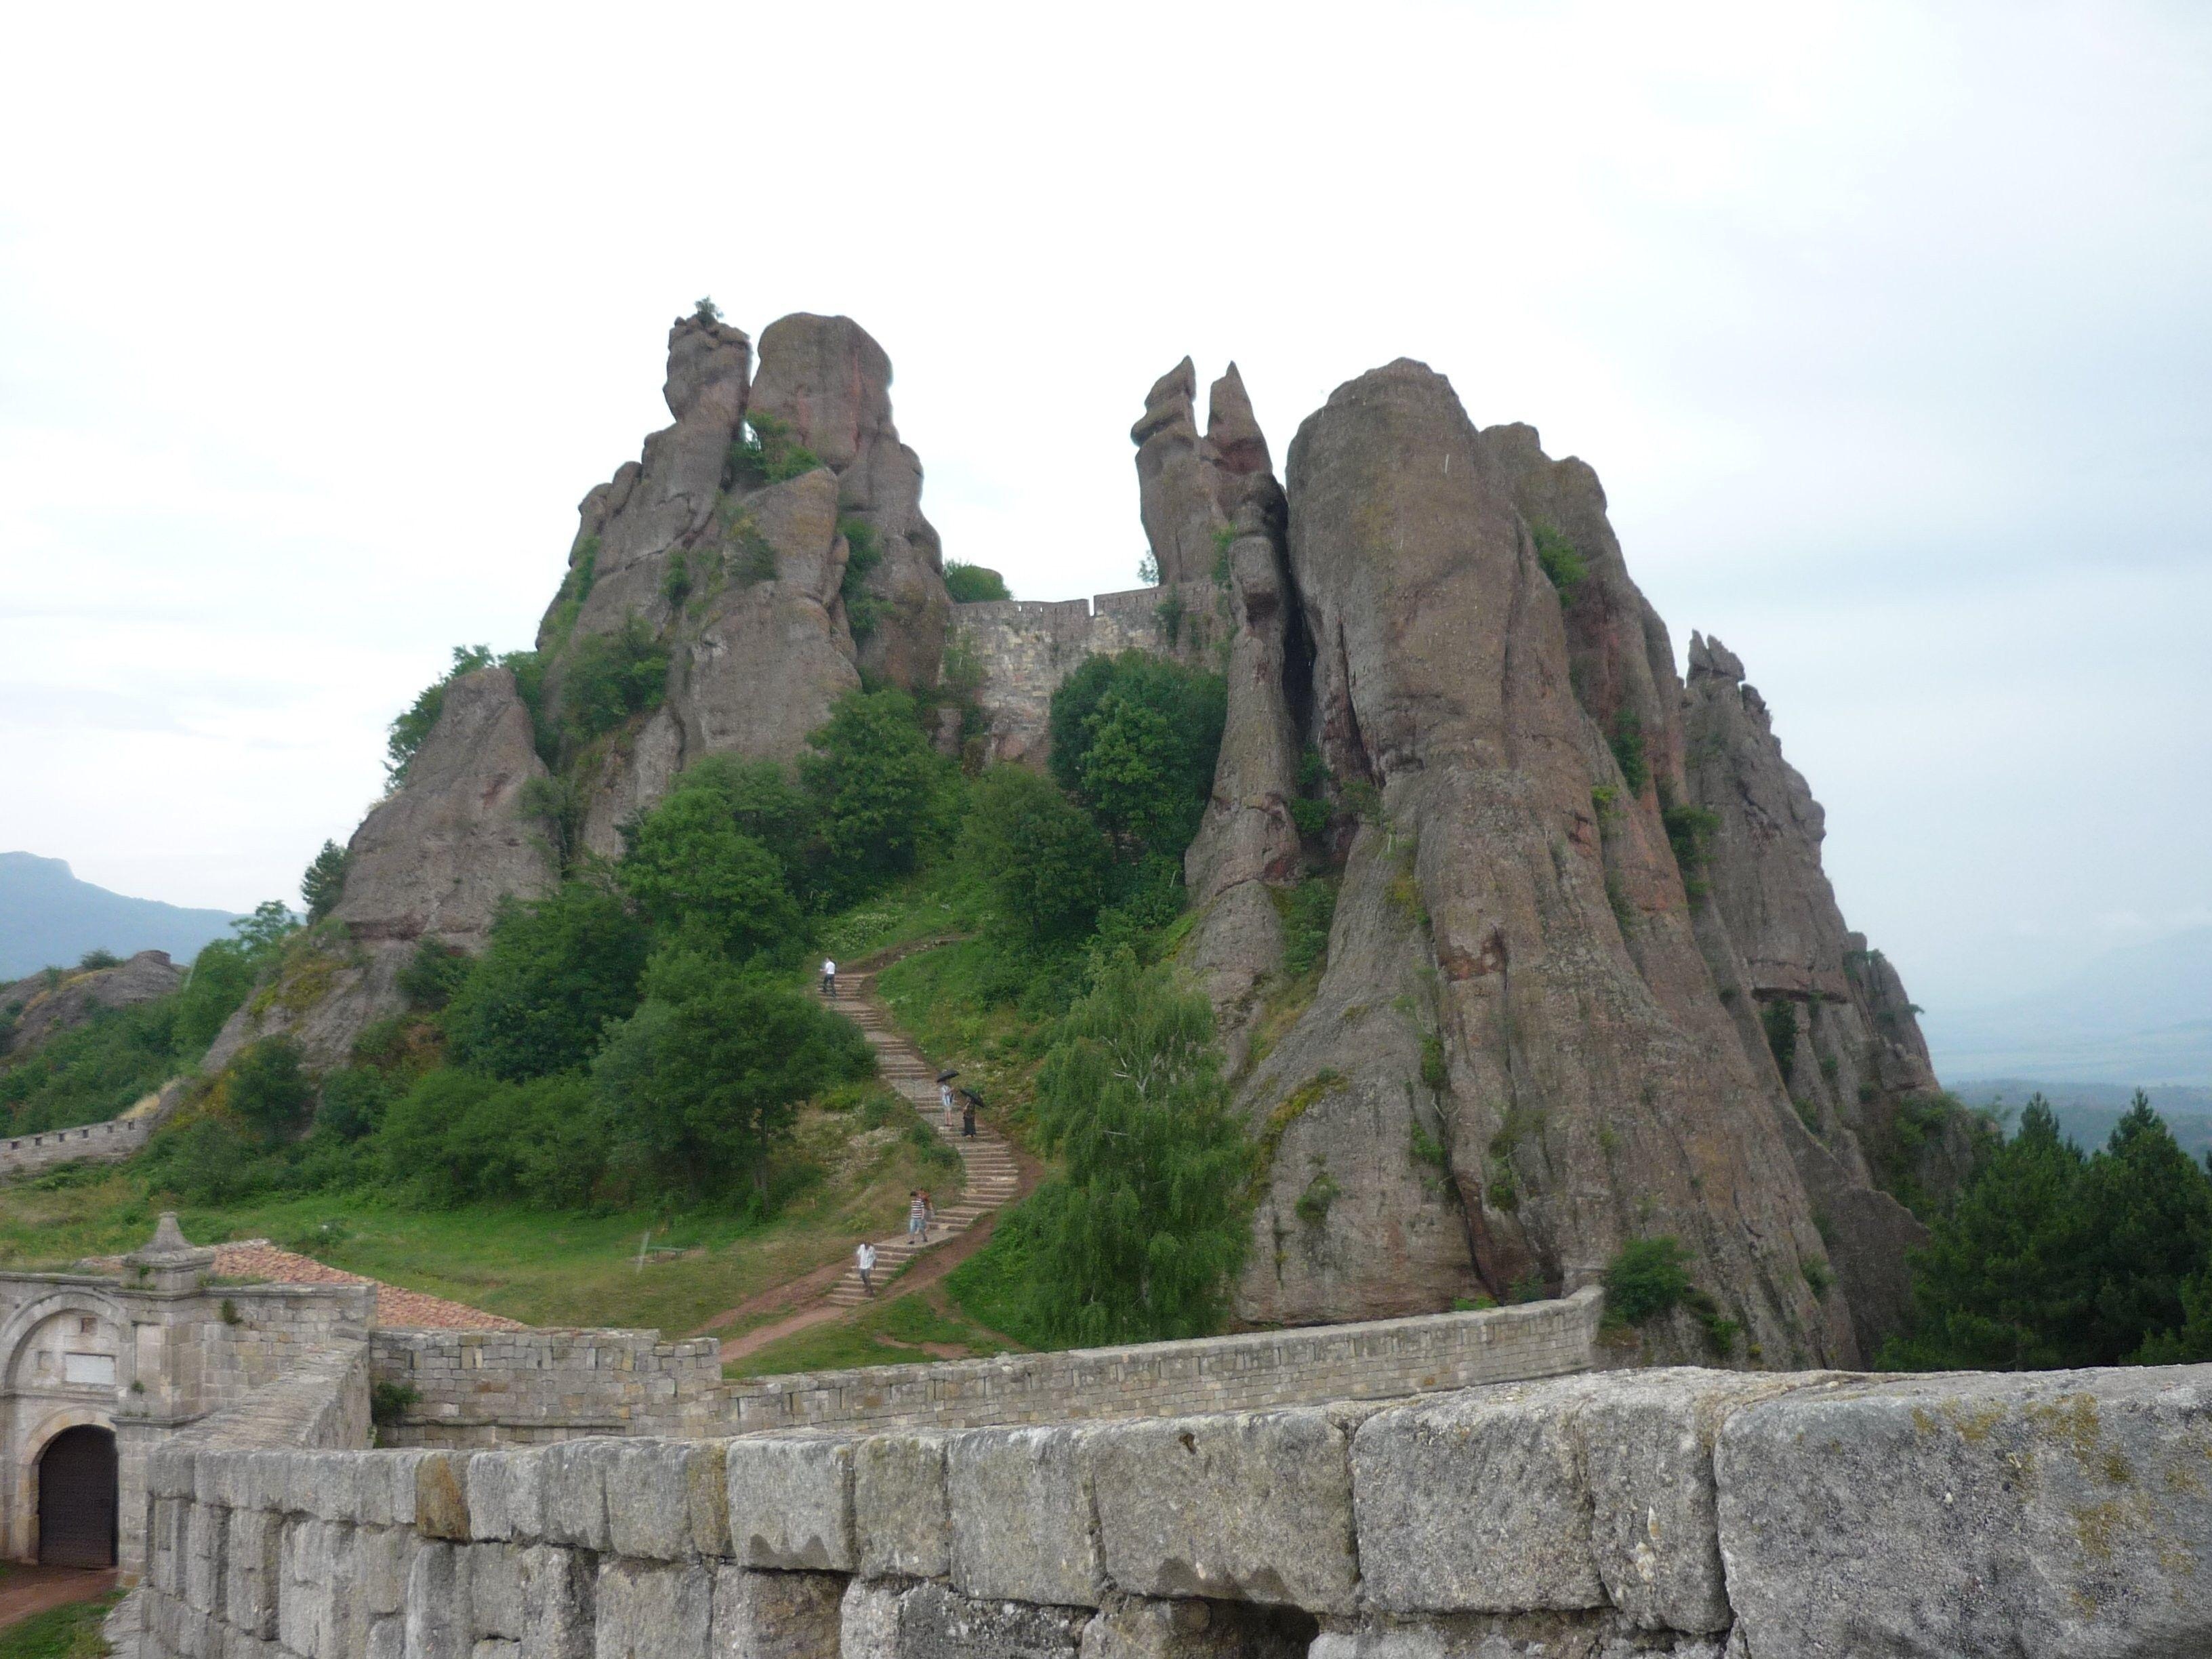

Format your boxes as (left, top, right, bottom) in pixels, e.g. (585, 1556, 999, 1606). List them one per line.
(36, 1423, 115, 1567)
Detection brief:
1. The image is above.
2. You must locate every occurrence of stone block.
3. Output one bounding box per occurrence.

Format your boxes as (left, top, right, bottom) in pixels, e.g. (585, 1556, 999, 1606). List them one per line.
(417, 1455, 472, 1542)
(185, 1503, 228, 1617)
(1715, 1366, 2212, 1658)
(592, 1559, 712, 1659)
(708, 1567, 843, 1659)
(281, 1518, 361, 1659)
(225, 1509, 285, 1638)
(151, 1497, 190, 1595)
(542, 1441, 619, 1553)
(367, 1621, 405, 1659)
(1352, 1379, 1601, 1614)
(152, 1449, 198, 1500)
(405, 1543, 466, 1659)
(725, 1439, 853, 1571)
(1307, 1614, 1722, 1659)
(464, 1544, 525, 1640)
(857, 1581, 1090, 1659)
(853, 1433, 949, 1581)
(605, 1441, 726, 1561)
(517, 1546, 595, 1659)
(367, 1452, 428, 1530)
(465, 1453, 542, 1542)
(358, 1526, 419, 1621)
(1077, 1595, 1314, 1659)
(1088, 1408, 1364, 1613)
(947, 1426, 1102, 1608)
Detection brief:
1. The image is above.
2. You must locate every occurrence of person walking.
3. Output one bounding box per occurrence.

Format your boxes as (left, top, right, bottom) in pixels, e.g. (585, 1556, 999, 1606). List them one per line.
(939, 1078, 955, 1118)
(821, 957, 838, 998)
(907, 1190, 926, 1242)
(920, 1187, 936, 1234)
(856, 1240, 877, 1296)
(961, 1092, 977, 1139)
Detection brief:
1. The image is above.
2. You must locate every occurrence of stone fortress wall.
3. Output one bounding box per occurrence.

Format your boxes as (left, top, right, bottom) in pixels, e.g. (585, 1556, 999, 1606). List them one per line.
(134, 1357, 2212, 1659)
(372, 1294, 1602, 1448)
(953, 579, 1227, 766)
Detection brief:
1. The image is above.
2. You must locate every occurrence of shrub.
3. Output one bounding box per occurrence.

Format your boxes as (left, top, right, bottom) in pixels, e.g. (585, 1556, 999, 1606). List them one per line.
(660, 550, 692, 607)
(377, 1068, 606, 1208)
(1661, 804, 1719, 897)
(558, 614, 668, 747)
(396, 939, 471, 1011)
(443, 882, 652, 1081)
(1532, 525, 1587, 596)
(961, 767, 1112, 942)
(317, 1066, 396, 1141)
(1761, 998, 1799, 1077)
(727, 413, 821, 489)
(693, 296, 721, 323)
(170, 901, 298, 1059)
(1603, 1236, 1692, 1324)
(541, 541, 598, 652)
(617, 787, 802, 963)
(1607, 711, 1650, 795)
(1046, 653, 1225, 861)
(943, 561, 1010, 602)
(301, 840, 349, 922)
(0, 996, 180, 1134)
(1277, 877, 1337, 980)
(228, 1038, 314, 1143)
(388, 645, 493, 783)
(77, 948, 121, 971)
(800, 689, 943, 905)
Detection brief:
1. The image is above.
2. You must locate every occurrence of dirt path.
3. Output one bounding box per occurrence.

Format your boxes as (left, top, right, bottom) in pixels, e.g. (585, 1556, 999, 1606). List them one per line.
(704, 944, 1039, 1368)
(0, 1564, 116, 1633)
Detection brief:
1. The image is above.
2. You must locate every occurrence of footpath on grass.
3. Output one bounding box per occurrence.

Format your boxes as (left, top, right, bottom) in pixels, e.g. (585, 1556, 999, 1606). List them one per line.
(706, 947, 1036, 1366)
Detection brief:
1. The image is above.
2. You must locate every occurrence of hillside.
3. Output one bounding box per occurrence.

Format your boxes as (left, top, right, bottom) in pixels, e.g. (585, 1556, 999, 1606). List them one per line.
(1927, 926, 2212, 1088)
(0, 851, 243, 977)
(149, 306, 1978, 1370)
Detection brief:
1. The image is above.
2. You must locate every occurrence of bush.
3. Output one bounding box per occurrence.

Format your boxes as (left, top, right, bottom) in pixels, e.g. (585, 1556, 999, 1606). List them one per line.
(377, 1068, 605, 1208)
(592, 949, 876, 1201)
(170, 902, 298, 1059)
(317, 1066, 396, 1141)
(558, 613, 668, 747)
(0, 997, 180, 1134)
(1277, 877, 1337, 980)
(301, 840, 349, 922)
(1661, 804, 1719, 896)
(77, 948, 121, 971)
(1761, 998, 1799, 1078)
(443, 882, 652, 1081)
(1603, 1236, 1692, 1324)
(228, 1038, 314, 1143)
(1532, 525, 1588, 596)
(388, 645, 493, 783)
(397, 939, 472, 1012)
(943, 561, 1010, 602)
(1607, 711, 1650, 795)
(960, 768, 1111, 942)
(727, 413, 821, 489)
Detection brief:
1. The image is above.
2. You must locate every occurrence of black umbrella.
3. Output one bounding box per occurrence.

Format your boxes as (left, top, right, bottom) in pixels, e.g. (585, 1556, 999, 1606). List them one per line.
(937, 1069, 960, 1083)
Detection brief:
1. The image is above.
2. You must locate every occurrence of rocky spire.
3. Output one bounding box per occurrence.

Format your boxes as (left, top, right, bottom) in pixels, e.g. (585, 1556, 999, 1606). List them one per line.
(1131, 358, 1231, 586)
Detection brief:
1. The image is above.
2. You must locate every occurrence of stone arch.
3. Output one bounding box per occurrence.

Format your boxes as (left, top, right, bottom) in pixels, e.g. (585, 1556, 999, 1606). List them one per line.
(0, 1290, 131, 1393)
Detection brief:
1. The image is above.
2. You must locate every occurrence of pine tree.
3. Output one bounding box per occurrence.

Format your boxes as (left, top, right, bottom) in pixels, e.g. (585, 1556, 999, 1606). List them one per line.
(301, 839, 348, 922)
(2081, 1092, 2212, 1361)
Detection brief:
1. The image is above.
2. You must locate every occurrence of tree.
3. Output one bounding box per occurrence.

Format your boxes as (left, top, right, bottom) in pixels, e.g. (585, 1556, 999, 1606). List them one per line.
(227, 1038, 314, 1143)
(443, 881, 652, 1081)
(302, 840, 349, 922)
(798, 689, 942, 903)
(388, 645, 494, 783)
(635, 756, 813, 880)
(1017, 956, 1252, 1344)
(617, 787, 801, 962)
(558, 614, 668, 747)
(2078, 1092, 2212, 1361)
(171, 901, 299, 1059)
(1046, 653, 1225, 860)
(1883, 1097, 2093, 1370)
(592, 949, 875, 1200)
(960, 768, 1111, 941)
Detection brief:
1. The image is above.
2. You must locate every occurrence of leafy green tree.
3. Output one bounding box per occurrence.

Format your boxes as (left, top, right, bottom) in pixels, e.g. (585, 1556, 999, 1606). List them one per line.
(1883, 1098, 2093, 1370)
(443, 882, 651, 1081)
(396, 939, 472, 1011)
(799, 689, 942, 903)
(592, 949, 874, 1200)
(634, 756, 813, 882)
(1046, 653, 1225, 860)
(960, 768, 1111, 941)
(1017, 955, 1252, 1344)
(618, 787, 802, 962)
(388, 645, 494, 782)
(302, 840, 349, 922)
(0, 999, 181, 1134)
(943, 562, 1011, 602)
(2078, 1092, 2212, 1361)
(171, 902, 299, 1058)
(227, 1038, 314, 1143)
(376, 1069, 604, 1208)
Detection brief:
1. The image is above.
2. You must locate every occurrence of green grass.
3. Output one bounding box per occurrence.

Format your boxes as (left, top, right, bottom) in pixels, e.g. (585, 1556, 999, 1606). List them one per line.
(0, 1094, 957, 1335)
(814, 866, 987, 964)
(725, 1282, 1024, 1378)
(875, 939, 1061, 1143)
(0, 1592, 120, 1659)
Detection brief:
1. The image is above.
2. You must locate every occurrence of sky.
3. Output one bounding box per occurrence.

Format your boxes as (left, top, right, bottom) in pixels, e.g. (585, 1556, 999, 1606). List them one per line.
(1, 0, 2207, 1027)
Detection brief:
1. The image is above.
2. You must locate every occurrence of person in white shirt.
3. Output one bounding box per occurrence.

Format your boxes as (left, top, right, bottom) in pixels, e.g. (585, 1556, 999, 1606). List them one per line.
(856, 1240, 876, 1295)
(821, 958, 838, 998)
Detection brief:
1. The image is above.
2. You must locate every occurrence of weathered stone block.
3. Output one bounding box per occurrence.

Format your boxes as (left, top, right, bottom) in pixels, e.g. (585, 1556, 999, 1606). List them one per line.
(281, 1517, 361, 1659)
(542, 1441, 621, 1553)
(1352, 1380, 1601, 1613)
(725, 1439, 853, 1571)
(356, 1525, 419, 1621)
(186, 1504, 228, 1618)
(462, 1543, 525, 1639)
(1077, 1595, 1314, 1659)
(605, 1441, 727, 1561)
(1088, 1408, 1364, 1612)
(708, 1567, 843, 1659)
(853, 1433, 949, 1581)
(518, 1546, 595, 1659)
(1307, 1614, 1723, 1659)
(367, 1614, 405, 1659)
(405, 1542, 466, 1659)
(225, 1508, 285, 1638)
(948, 1427, 1102, 1607)
(1715, 1366, 2212, 1658)
(844, 1580, 1090, 1659)
(593, 1559, 712, 1659)
(465, 1452, 544, 1542)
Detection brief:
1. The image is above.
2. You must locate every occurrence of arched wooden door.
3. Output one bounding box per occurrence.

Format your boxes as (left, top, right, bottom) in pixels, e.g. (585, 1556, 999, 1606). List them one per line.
(37, 1425, 117, 1568)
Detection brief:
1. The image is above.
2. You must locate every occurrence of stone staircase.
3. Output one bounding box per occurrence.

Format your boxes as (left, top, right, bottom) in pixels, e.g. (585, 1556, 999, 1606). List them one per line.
(820, 972, 1020, 1309)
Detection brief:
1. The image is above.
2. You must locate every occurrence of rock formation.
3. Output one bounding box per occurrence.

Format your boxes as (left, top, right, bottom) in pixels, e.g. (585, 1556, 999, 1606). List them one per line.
(1164, 358, 1950, 1364)
(0, 949, 184, 1059)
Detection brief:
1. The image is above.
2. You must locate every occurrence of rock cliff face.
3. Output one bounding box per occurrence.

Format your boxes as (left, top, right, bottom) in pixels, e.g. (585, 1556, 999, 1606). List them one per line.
(0, 950, 184, 1060)
(1168, 359, 1942, 1364)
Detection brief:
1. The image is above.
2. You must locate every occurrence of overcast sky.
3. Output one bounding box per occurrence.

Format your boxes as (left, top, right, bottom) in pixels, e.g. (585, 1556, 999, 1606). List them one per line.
(2, 0, 2206, 1027)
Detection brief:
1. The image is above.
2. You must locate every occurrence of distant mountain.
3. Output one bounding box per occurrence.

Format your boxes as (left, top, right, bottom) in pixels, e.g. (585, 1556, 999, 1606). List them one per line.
(1926, 926, 2212, 1089)
(0, 852, 245, 978)
(1949, 1077, 2212, 1162)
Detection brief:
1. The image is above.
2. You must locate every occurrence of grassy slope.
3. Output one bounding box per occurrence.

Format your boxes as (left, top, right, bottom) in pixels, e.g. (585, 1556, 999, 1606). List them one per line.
(723, 1282, 1024, 1378)
(0, 1593, 121, 1659)
(0, 1093, 956, 1334)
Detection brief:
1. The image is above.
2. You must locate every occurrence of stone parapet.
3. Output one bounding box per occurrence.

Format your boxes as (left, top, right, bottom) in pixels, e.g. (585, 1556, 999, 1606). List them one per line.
(131, 1360, 2212, 1659)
